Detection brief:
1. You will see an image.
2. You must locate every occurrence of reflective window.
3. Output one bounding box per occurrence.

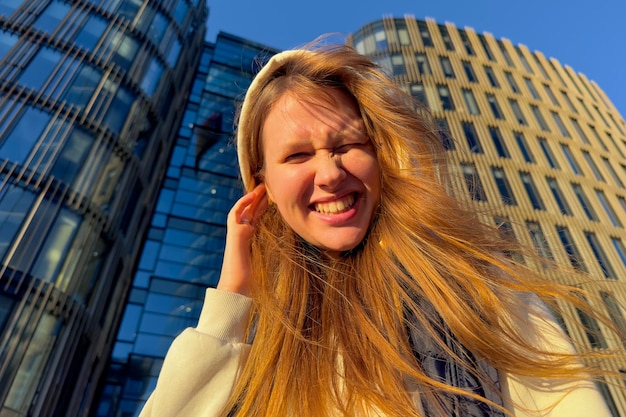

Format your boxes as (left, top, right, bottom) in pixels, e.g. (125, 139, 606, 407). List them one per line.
(462, 121, 482, 153)
(588, 124, 608, 151)
(492, 167, 517, 205)
(31, 209, 81, 281)
(173, 0, 189, 27)
(50, 125, 94, 185)
(546, 177, 571, 215)
(147, 11, 169, 47)
(514, 132, 534, 163)
(604, 132, 625, 159)
(116, 0, 143, 21)
(439, 56, 454, 78)
(489, 126, 509, 158)
(556, 225, 587, 272)
(571, 183, 598, 221)
(4, 313, 63, 413)
(462, 88, 479, 115)
(103, 82, 136, 133)
(0, 185, 35, 261)
(461, 163, 487, 201)
(532, 54, 550, 80)
(396, 26, 410, 46)
(74, 14, 108, 50)
(64, 64, 102, 109)
(391, 54, 406, 76)
(611, 237, 626, 267)
(32, 0, 71, 34)
(526, 221, 553, 259)
(520, 171, 545, 210)
(0, 105, 51, 163)
(373, 27, 387, 50)
(435, 118, 454, 150)
(167, 39, 182, 68)
(538, 138, 560, 169)
(0, 30, 18, 59)
(19, 47, 63, 91)
(0, 0, 22, 16)
(600, 292, 626, 346)
(141, 57, 163, 96)
(560, 91, 577, 113)
(585, 232, 616, 278)
(106, 31, 140, 71)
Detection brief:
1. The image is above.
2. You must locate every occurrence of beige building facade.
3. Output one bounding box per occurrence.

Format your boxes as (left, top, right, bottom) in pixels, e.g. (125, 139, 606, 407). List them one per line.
(349, 16, 626, 416)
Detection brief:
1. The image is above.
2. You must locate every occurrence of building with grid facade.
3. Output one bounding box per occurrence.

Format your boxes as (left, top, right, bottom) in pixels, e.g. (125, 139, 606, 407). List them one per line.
(93, 32, 277, 417)
(0, 0, 207, 416)
(348, 16, 626, 416)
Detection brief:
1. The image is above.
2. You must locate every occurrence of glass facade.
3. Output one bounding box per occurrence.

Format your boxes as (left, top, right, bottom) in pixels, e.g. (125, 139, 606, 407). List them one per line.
(0, 0, 207, 416)
(93, 33, 278, 417)
(349, 17, 626, 415)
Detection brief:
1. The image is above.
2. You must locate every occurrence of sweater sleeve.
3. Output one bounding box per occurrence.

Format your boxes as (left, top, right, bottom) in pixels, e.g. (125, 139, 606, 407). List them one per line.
(501, 294, 612, 417)
(139, 288, 253, 417)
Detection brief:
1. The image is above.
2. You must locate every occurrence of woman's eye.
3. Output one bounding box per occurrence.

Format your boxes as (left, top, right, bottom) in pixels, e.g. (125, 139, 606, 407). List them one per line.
(284, 152, 310, 162)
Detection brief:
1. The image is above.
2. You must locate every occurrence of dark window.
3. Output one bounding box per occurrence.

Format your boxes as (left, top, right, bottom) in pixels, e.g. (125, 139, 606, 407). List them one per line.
(600, 292, 626, 346)
(488, 126, 509, 158)
(417, 21, 433, 47)
(524, 77, 539, 100)
(458, 29, 475, 55)
(390, 54, 406, 76)
(0, 186, 35, 261)
(438, 24, 455, 51)
(461, 163, 487, 201)
(486, 93, 504, 120)
(435, 118, 455, 150)
(546, 177, 572, 215)
(515, 46, 533, 74)
(483, 65, 499, 87)
(0, 106, 51, 163)
(505, 72, 520, 93)
(538, 138, 560, 169)
(415, 52, 431, 75)
(582, 151, 605, 182)
(585, 232, 616, 278)
(560, 91, 578, 113)
(462, 122, 483, 153)
(520, 171, 545, 210)
(530, 105, 549, 131)
(532, 54, 551, 80)
(437, 85, 454, 111)
(526, 221, 553, 259)
(497, 39, 514, 66)
(561, 144, 581, 175)
(514, 132, 534, 163)
(492, 167, 517, 205)
(611, 237, 626, 268)
(570, 118, 590, 144)
(571, 183, 598, 221)
(32, 0, 71, 33)
(575, 303, 607, 348)
(509, 99, 527, 125)
(478, 34, 495, 61)
(556, 225, 586, 271)
(462, 60, 477, 82)
(595, 189, 622, 227)
(410, 83, 428, 108)
(602, 157, 624, 188)
(543, 84, 559, 106)
(551, 112, 570, 137)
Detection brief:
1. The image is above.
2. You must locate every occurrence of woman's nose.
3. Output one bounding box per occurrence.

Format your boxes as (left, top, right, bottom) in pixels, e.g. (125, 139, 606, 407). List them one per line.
(314, 154, 346, 189)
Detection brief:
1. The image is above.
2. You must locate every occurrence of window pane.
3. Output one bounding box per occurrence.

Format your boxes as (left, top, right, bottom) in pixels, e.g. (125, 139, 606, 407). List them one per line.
(0, 106, 52, 163)
(0, 185, 35, 261)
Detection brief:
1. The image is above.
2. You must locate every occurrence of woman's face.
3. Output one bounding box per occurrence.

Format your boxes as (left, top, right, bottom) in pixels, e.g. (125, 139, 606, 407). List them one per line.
(261, 88, 381, 256)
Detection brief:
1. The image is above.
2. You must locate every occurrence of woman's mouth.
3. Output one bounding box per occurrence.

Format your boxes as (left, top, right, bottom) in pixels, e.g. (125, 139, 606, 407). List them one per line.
(313, 193, 356, 214)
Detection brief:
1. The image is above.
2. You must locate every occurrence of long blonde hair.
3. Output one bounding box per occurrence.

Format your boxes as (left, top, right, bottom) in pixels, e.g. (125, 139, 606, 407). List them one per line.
(228, 44, 621, 416)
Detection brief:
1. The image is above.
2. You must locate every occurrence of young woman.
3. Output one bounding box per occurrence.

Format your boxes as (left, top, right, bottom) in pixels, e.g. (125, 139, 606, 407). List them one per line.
(139, 45, 618, 417)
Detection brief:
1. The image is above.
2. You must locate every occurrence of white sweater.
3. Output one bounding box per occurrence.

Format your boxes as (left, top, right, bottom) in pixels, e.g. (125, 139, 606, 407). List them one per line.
(139, 289, 611, 417)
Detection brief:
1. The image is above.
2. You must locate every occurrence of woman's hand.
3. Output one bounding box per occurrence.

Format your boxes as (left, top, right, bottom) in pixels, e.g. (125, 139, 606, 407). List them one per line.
(217, 184, 268, 296)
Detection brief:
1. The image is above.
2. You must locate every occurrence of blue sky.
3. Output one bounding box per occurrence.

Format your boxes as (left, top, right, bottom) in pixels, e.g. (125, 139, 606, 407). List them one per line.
(205, 0, 625, 117)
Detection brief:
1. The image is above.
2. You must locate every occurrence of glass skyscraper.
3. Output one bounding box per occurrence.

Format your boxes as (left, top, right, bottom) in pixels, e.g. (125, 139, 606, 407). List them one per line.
(0, 0, 207, 416)
(93, 32, 277, 417)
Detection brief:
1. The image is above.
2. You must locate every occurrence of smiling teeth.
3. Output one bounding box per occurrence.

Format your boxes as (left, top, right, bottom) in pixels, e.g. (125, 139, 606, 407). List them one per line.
(314, 194, 355, 214)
